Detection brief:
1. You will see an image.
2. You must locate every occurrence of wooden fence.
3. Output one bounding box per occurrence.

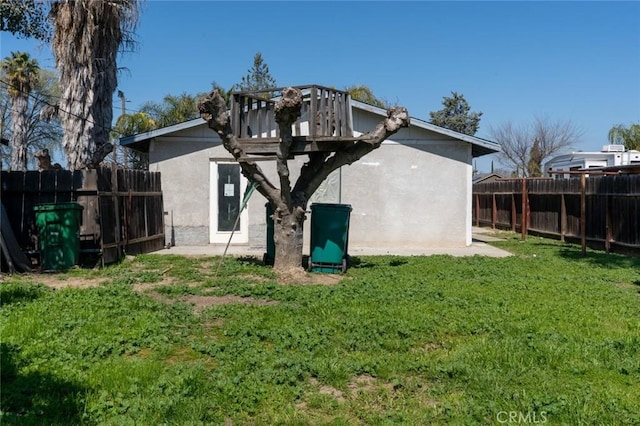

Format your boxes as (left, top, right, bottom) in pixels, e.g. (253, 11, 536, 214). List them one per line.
(1, 167, 165, 266)
(473, 175, 640, 252)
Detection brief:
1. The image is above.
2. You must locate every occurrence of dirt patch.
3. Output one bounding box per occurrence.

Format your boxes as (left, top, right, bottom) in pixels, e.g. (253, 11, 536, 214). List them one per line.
(614, 282, 639, 292)
(238, 274, 272, 283)
(347, 375, 377, 396)
(30, 275, 107, 290)
(410, 342, 443, 355)
(181, 294, 278, 314)
(303, 375, 397, 404)
(131, 277, 177, 293)
(309, 378, 345, 403)
(347, 375, 396, 397)
(278, 270, 345, 286)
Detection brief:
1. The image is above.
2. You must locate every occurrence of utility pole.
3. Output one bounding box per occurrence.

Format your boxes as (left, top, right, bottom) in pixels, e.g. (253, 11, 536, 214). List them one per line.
(118, 90, 127, 116)
(116, 90, 128, 168)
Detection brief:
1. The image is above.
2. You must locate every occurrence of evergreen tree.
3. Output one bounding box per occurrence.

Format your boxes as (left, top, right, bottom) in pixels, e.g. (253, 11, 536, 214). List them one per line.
(429, 91, 482, 136)
(235, 52, 276, 95)
(527, 138, 543, 177)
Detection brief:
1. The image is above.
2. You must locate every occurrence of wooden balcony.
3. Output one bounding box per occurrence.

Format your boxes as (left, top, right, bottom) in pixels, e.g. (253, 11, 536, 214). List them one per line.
(230, 85, 365, 157)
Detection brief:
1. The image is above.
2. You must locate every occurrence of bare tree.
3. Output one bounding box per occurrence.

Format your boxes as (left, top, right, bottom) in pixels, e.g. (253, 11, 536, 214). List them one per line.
(491, 116, 582, 177)
(198, 88, 410, 273)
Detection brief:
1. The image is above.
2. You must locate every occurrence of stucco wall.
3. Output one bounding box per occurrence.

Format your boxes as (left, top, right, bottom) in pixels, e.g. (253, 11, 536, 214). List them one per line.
(341, 141, 471, 248)
(147, 108, 474, 249)
(343, 108, 473, 248)
(149, 134, 230, 246)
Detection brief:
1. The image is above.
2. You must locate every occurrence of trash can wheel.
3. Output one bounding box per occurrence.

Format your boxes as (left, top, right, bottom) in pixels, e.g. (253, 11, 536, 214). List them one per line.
(341, 257, 347, 273)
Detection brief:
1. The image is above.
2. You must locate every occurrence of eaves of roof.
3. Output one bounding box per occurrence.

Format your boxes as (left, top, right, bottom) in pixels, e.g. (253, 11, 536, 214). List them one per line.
(350, 100, 501, 157)
(119, 117, 206, 151)
(120, 102, 502, 158)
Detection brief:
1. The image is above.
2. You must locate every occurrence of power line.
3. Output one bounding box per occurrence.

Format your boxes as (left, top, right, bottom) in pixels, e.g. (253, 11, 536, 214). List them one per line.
(0, 78, 144, 138)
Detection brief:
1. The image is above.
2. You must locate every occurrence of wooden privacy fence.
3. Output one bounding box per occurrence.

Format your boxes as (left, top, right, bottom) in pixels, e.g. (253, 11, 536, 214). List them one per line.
(1, 167, 165, 266)
(473, 175, 640, 253)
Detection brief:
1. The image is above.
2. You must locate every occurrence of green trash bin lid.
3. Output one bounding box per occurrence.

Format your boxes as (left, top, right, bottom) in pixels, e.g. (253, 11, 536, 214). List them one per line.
(34, 202, 84, 212)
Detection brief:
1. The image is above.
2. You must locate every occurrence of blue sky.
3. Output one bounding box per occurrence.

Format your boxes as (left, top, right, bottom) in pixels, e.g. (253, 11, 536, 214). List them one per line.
(2, 1, 639, 172)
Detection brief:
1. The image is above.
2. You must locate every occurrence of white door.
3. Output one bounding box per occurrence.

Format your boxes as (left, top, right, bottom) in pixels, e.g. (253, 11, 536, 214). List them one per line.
(210, 161, 249, 244)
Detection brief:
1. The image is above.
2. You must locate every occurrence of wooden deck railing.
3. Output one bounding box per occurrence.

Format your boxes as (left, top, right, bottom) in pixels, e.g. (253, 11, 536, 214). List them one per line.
(230, 85, 357, 155)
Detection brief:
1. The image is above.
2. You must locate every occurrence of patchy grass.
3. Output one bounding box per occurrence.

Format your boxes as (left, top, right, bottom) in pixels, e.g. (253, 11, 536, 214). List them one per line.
(1, 234, 639, 424)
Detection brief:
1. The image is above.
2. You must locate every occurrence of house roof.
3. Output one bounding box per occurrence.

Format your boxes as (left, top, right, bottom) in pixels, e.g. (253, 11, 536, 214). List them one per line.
(120, 100, 501, 157)
(472, 172, 508, 184)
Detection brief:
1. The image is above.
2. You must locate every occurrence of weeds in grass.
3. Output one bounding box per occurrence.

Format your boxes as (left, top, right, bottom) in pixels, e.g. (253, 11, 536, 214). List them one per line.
(1, 234, 639, 424)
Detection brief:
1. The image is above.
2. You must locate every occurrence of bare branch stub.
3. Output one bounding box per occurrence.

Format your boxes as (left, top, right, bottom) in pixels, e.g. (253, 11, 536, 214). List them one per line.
(294, 106, 411, 200)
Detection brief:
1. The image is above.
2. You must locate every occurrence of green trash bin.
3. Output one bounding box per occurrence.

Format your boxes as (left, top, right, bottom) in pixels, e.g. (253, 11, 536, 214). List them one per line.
(34, 202, 83, 271)
(263, 202, 275, 265)
(309, 203, 352, 273)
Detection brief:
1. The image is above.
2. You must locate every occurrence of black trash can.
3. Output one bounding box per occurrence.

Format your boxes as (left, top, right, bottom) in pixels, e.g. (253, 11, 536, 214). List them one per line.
(263, 203, 275, 265)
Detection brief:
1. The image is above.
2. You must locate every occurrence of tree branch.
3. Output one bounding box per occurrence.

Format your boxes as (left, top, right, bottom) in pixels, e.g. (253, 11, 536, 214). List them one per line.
(198, 89, 280, 202)
(274, 87, 303, 210)
(293, 106, 410, 200)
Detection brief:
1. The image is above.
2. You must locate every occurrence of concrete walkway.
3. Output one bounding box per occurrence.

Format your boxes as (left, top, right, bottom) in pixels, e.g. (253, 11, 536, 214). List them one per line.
(153, 227, 512, 258)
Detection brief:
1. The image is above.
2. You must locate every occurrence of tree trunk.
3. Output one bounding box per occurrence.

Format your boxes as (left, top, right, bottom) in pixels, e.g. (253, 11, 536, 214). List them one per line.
(272, 205, 306, 272)
(51, 1, 123, 170)
(10, 94, 29, 171)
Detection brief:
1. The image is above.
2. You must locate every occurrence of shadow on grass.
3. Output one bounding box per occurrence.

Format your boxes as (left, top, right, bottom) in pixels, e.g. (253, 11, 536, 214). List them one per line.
(0, 284, 47, 308)
(558, 246, 640, 270)
(345, 256, 374, 269)
(0, 343, 86, 425)
(236, 256, 266, 266)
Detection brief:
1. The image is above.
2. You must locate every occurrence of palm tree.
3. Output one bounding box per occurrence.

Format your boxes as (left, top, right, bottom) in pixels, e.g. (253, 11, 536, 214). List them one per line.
(108, 111, 156, 168)
(345, 85, 388, 108)
(49, 0, 139, 170)
(608, 123, 640, 151)
(141, 93, 200, 128)
(1, 51, 39, 171)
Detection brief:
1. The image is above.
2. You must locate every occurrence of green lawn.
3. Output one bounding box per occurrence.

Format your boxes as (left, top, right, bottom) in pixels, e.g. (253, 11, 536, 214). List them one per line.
(1, 233, 639, 425)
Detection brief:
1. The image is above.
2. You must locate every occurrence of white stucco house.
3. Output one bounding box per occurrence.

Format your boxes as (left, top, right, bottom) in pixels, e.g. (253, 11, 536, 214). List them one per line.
(120, 95, 500, 253)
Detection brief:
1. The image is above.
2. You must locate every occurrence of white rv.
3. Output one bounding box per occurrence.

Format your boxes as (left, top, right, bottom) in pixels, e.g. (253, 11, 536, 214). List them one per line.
(544, 145, 640, 178)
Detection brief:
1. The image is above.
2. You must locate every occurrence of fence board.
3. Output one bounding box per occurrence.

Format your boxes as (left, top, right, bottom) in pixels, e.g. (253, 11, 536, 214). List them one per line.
(1, 167, 164, 268)
(473, 175, 640, 251)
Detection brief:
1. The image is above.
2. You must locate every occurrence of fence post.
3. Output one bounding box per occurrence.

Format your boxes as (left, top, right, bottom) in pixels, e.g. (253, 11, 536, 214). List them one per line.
(492, 192, 497, 229)
(580, 173, 586, 255)
(511, 193, 516, 232)
(475, 193, 480, 227)
(560, 193, 566, 242)
(521, 178, 527, 240)
(605, 194, 612, 253)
